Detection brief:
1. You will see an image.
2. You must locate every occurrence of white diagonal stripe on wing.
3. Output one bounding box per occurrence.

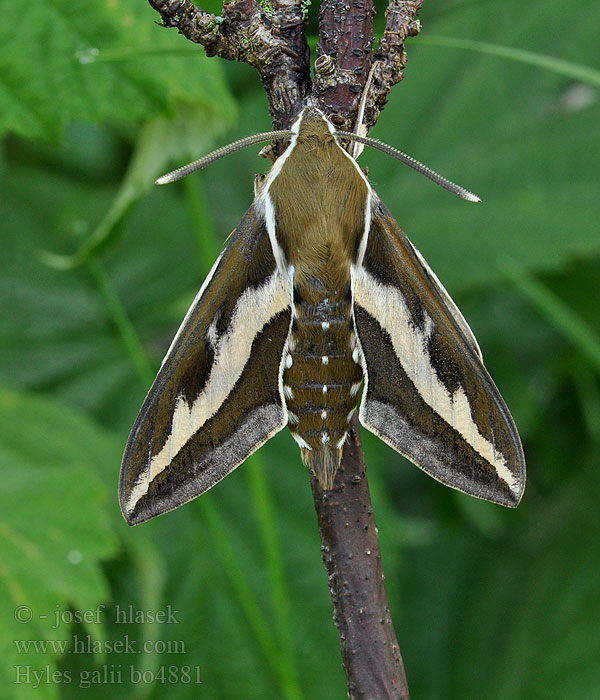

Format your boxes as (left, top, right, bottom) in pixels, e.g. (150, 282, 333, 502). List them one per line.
(353, 266, 518, 493)
(126, 272, 290, 513)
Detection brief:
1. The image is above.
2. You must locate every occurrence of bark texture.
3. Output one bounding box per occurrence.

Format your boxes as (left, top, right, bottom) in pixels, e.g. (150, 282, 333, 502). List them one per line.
(311, 415, 409, 699)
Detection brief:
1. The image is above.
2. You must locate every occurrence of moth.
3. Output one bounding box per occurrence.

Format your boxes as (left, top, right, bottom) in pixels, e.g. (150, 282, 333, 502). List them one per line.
(120, 105, 525, 525)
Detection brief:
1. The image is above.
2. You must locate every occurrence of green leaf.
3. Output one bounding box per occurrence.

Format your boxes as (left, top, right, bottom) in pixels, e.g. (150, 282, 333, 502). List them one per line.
(0, 143, 205, 428)
(42, 103, 234, 269)
(361, 0, 600, 292)
(397, 451, 600, 700)
(0, 0, 234, 141)
(0, 387, 120, 699)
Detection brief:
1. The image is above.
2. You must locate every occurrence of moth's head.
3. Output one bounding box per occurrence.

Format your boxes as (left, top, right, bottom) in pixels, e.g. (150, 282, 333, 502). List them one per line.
(292, 106, 336, 144)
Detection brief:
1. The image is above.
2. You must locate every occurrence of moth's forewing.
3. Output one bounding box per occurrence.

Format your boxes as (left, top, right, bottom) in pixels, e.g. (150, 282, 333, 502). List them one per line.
(353, 200, 525, 506)
(120, 205, 292, 525)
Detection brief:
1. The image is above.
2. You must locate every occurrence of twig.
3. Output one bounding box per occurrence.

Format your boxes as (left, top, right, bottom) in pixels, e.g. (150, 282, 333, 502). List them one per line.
(311, 0, 412, 695)
(313, 0, 375, 130)
(147, 0, 310, 128)
(311, 415, 409, 699)
(368, 0, 424, 127)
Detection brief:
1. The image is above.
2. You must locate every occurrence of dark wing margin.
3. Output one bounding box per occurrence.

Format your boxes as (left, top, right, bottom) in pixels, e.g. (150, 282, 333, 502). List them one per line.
(353, 199, 525, 507)
(120, 204, 292, 525)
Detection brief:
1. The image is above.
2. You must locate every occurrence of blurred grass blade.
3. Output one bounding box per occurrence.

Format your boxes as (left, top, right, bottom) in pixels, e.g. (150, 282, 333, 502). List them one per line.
(74, 45, 200, 63)
(40, 119, 173, 270)
(501, 257, 600, 372)
(199, 497, 302, 700)
(88, 259, 155, 388)
(182, 175, 221, 267)
(420, 35, 600, 87)
(124, 532, 167, 699)
(571, 364, 600, 443)
(40, 106, 232, 270)
(246, 454, 304, 700)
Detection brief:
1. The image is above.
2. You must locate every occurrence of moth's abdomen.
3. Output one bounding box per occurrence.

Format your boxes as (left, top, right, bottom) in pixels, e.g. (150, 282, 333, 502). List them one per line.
(283, 285, 363, 488)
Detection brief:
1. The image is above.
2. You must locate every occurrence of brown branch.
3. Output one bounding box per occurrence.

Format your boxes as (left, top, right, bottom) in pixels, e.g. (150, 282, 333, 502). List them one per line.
(313, 0, 423, 132)
(147, 0, 310, 128)
(311, 415, 409, 699)
(367, 0, 424, 128)
(313, 0, 375, 130)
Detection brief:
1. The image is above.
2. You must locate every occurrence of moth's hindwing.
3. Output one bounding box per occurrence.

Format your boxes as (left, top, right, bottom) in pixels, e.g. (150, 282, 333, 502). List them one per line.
(119, 204, 292, 525)
(353, 199, 525, 507)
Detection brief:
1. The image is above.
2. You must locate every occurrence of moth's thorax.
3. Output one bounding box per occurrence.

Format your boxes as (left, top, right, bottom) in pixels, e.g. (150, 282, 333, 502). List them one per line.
(267, 110, 370, 293)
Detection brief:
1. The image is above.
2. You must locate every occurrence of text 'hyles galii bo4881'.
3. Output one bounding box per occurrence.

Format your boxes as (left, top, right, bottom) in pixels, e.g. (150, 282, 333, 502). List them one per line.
(119, 106, 525, 525)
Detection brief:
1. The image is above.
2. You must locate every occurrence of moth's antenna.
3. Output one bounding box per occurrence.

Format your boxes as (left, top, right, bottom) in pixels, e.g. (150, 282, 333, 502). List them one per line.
(156, 130, 294, 185)
(337, 131, 482, 202)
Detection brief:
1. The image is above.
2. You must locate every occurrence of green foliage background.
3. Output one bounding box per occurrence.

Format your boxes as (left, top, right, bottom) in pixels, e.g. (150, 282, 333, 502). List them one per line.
(1, 0, 599, 698)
